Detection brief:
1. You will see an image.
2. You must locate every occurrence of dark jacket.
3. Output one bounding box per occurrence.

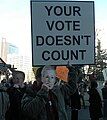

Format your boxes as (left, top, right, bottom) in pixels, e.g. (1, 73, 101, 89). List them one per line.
(102, 87, 107, 99)
(88, 87, 103, 119)
(0, 84, 10, 120)
(5, 86, 26, 120)
(21, 68, 77, 120)
(101, 86, 107, 118)
(70, 89, 81, 110)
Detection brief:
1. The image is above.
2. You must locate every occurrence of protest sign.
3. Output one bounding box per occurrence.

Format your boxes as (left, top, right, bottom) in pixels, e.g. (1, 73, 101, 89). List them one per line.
(31, 1, 95, 66)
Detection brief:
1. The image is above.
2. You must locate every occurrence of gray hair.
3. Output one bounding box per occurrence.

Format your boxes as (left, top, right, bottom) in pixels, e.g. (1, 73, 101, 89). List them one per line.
(41, 66, 56, 78)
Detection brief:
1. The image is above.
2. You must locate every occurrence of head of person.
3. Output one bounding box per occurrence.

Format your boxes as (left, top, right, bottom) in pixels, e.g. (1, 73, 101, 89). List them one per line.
(35, 67, 43, 87)
(41, 65, 56, 89)
(90, 80, 98, 89)
(12, 70, 25, 85)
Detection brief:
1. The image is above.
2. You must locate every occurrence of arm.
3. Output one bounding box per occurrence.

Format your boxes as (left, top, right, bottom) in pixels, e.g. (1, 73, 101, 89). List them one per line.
(60, 66, 77, 96)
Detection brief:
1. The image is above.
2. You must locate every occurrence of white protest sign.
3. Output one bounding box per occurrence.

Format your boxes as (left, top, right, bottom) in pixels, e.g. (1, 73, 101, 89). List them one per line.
(31, 1, 95, 66)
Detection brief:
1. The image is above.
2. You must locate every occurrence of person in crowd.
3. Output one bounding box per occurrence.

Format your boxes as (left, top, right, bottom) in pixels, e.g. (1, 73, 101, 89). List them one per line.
(87, 80, 103, 120)
(21, 65, 77, 120)
(89, 72, 97, 81)
(0, 83, 10, 120)
(78, 81, 86, 109)
(70, 88, 81, 120)
(5, 70, 26, 120)
(101, 80, 107, 120)
(65, 69, 81, 120)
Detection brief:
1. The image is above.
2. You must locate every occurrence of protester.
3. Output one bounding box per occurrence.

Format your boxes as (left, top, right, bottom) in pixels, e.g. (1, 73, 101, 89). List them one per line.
(21, 65, 77, 120)
(0, 83, 10, 120)
(78, 81, 86, 109)
(5, 70, 26, 120)
(101, 80, 107, 120)
(87, 80, 103, 120)
(70, 88, 81, 120)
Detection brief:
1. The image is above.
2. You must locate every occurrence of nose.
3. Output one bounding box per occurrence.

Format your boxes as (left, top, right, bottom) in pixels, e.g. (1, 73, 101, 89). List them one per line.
(46, 77, 50, 82)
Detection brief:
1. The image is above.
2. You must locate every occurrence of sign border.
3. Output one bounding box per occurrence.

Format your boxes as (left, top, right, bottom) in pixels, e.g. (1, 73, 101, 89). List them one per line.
(30, 1, 95, 67)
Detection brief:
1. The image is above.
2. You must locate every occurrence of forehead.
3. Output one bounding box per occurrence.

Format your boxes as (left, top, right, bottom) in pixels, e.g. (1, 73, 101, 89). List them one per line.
(44, 70, 56, 76)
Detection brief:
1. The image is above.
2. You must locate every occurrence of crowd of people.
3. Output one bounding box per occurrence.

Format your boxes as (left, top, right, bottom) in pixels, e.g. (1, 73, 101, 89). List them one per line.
(0, 65, 107, 120)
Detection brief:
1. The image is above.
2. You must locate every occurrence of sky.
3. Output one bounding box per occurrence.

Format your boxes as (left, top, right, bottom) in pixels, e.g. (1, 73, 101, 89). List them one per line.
(0, 0, 31, 56)
(0, 0, 107, 57)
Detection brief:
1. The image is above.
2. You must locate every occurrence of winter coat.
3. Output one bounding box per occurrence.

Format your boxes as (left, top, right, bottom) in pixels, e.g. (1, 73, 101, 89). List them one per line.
(70, 89, 81, 110)
(102, 87, 107, 118)
(88, 88, 103, 119)
(21, 69, 77, 120)
(5, 86, 26, 120)
(0, 84, 10, 120)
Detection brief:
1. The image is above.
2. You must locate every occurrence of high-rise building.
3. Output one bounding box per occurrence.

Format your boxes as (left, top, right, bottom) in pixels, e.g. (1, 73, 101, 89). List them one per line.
(0, 38, 8, 62)
(7, 43, 18, 54)
(7, 54, 33, 81)
(0, 37, 34, 81)
(0, 38, 19, 62)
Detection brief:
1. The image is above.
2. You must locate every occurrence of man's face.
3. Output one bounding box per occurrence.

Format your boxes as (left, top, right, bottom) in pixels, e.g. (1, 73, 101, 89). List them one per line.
(13, 73, 24, 85)
(42, 69, 56, 89)
(36, 77, 42, 86)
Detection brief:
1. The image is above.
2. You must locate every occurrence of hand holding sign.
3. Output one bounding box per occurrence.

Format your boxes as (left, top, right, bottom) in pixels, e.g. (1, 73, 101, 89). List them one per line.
(56, 66, 69, 82)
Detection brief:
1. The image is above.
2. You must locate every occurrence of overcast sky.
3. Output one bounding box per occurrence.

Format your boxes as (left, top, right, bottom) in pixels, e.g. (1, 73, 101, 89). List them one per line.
(0, 0, 107, 56)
